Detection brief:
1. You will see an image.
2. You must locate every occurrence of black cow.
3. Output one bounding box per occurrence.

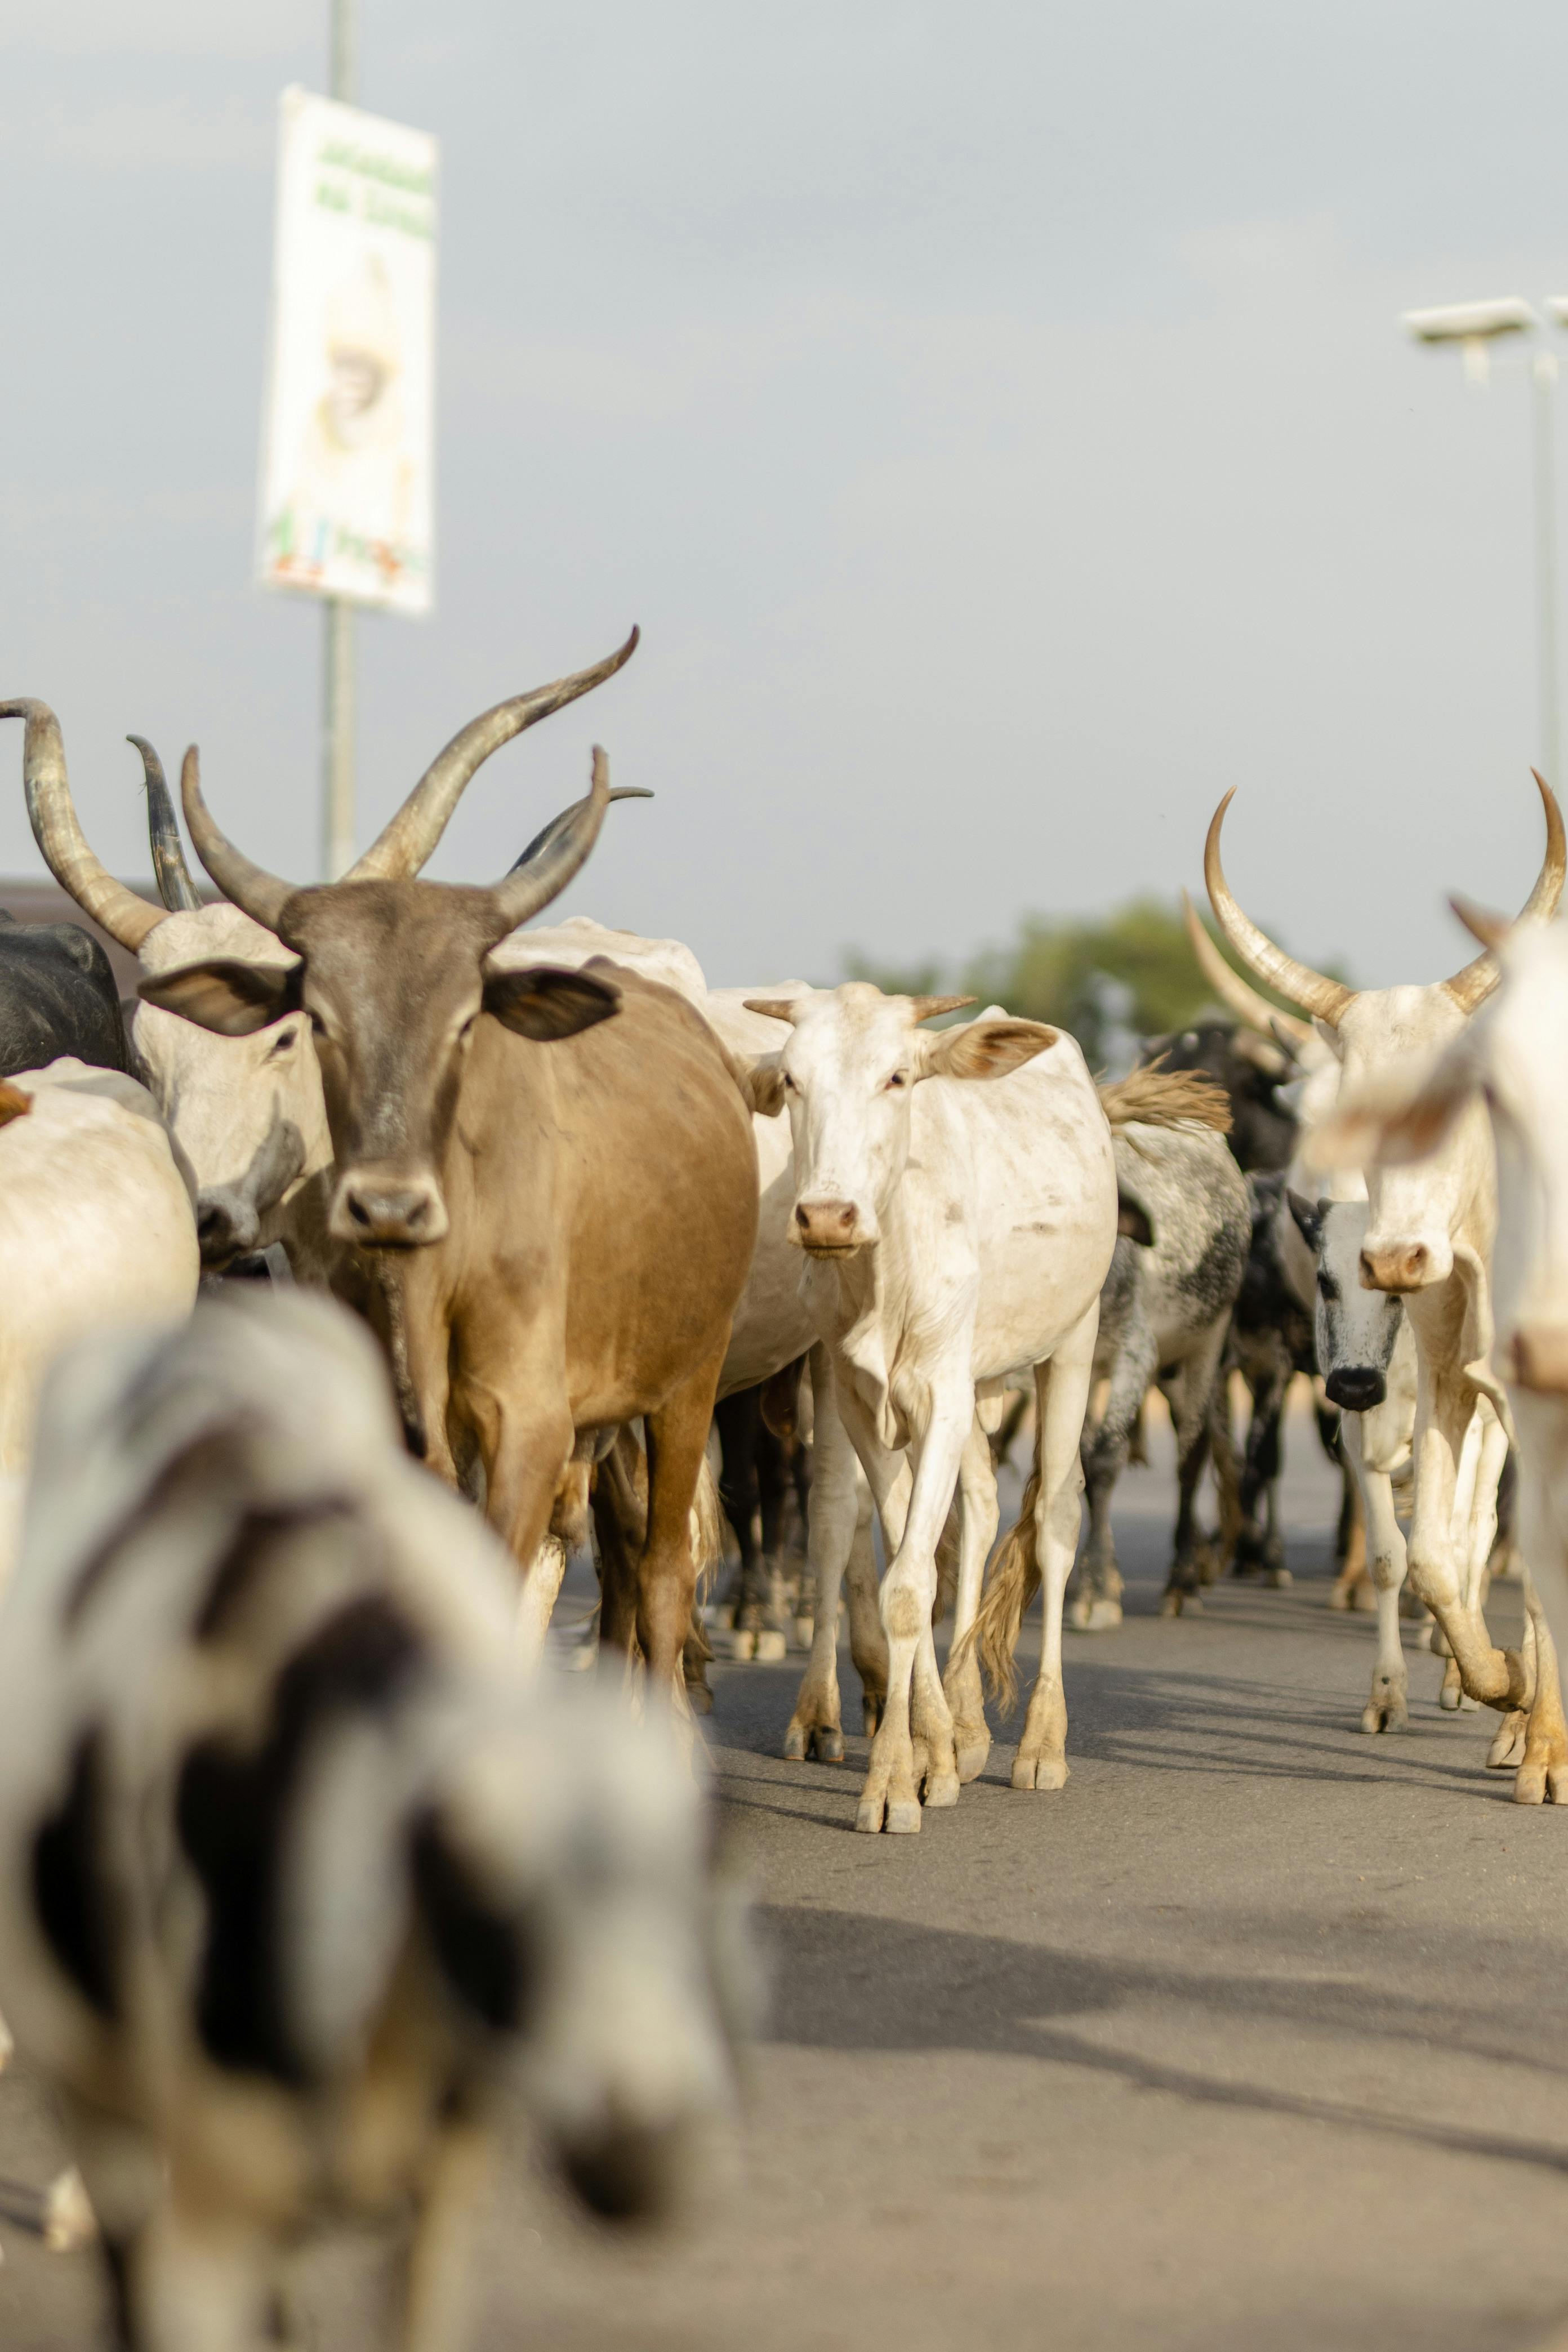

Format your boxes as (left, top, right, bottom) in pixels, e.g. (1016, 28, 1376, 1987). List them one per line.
(0, 908, 127, 1077)
(1138, 1019, 1295, 1173)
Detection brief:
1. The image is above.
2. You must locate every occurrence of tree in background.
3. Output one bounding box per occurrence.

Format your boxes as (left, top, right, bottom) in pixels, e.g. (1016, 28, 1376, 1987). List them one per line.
(844, 897, 1342, 1071)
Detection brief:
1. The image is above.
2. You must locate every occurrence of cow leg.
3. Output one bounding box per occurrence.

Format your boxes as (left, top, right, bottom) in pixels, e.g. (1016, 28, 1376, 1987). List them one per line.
(641, 1346, 730, 1699)
(1015, 1303, 1098, 1789)
(1073, 1316, 1155, 1631)
(752, 1419, 795, 1635)
(943, 1414, 998, 1783)
(713, 1389, 763, 1634)
(515, 1536, 570, 1671)
(1350, 1431, 1409, 1732)
(785, 1350, 865, 1762)
(1161, 1322, 1230, 1613)
(136, 2174, 283, 2351)
(844, 1385, 965, 1834)
(1205, 1378, 1242, 1583)
(1234, 1348, 1289, 1581)
(1330, 1468, 1369, 1610)
(1504, 1573, 1568, 1800)
(1438, 1405, 1489, 1710)
(397, 2115, 491, 2352)
(1401, 1300, 1530, 1717)
(845, 1464, 887, 1729)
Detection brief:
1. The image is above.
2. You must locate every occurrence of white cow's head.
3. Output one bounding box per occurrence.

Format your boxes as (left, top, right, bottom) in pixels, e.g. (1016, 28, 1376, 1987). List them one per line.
(1313, 910, 1568, 1397)
(1205, 776, 1565, 1297)
(742, 983, 1057, 1256)
(1286, 1193, 1404, 1411)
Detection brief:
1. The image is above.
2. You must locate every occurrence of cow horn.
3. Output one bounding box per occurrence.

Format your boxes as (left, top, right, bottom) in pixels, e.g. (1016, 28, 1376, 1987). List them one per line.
(0, 701, 170, 951)
(1449, 895, 1512, 953)
(489, 746, 612, 933)
(347, 628, 639, 883)
(1181, 890, 1313, 1048)
(128, 736, 202, 914)
(910, 994, 977, 1023)
(1205, 790, 1355, 1027)
(179, 745, 296, 938)
(743, 997, 805, 1024)
(509, 786, 653, 874)
(1442, 770, 1565, 1013)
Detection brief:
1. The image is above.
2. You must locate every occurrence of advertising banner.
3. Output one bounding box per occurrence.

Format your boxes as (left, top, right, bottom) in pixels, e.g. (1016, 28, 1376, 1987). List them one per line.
(257, 87, 437, 615)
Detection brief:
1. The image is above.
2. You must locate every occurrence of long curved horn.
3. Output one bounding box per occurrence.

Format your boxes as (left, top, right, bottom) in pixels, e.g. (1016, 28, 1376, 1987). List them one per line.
(1450, 895, 1511, 954)
(1442, 769, 1565, 1013)
(0, 701, 169, 951)
(509, 785, 652, 874)
(1205, 790, 1355, 1027)
(488, 746, 612, 934)
(1181, 889, 1313, 1047)
(179, 745, 296, 938)
(910, 994, 977, 1023)
(347, 627, 640, 883)
(128, 736, 202, 914)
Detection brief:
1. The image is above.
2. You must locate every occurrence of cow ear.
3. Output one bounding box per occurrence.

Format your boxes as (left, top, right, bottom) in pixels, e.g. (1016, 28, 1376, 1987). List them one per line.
(482, 964, 622, 1041)
(1285, 1189, 1323, 1251)
(138, 960, 302, 1037)
(918, 1019, 1058, 1083)
(1116, 1190, 1154, 1246)
(741, 1057, 787, 1118)
(0, 1080, 32, 1129)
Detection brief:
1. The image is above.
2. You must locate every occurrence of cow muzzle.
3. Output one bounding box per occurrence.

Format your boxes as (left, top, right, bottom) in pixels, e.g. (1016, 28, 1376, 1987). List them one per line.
(195, 1187, 260, 1267)
(1324, 1366, 1386, 1413)
(330, 1169, 449, 1249)
(1508, 1322, 1568, 1396)
(792, 1199, 870, 1257)
(1359, 1238, 1451, 1293)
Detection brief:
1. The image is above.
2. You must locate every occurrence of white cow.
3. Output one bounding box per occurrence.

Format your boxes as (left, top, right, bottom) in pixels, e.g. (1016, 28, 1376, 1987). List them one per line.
(743, 982, 1118, 1833)
(1315, 903, 1568, 1801)
(0, 1060, 197, 1567)
(1209, 776, 1565, 1796)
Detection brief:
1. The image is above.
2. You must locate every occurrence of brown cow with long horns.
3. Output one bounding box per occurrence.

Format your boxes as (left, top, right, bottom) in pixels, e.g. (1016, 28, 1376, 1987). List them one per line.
(131, 640, 760, 1695)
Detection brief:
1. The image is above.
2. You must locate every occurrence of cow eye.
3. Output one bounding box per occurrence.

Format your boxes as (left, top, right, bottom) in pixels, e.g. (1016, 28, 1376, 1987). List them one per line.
(268, 1025, 298, 1057)
(886, 1072, 907, 1090)
(782, 1071, 797, 1092)
(308, 1011, 328, 1039)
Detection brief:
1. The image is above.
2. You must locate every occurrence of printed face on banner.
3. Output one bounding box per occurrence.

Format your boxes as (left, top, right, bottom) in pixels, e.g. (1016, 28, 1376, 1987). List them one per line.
(257, 88, 438, 616)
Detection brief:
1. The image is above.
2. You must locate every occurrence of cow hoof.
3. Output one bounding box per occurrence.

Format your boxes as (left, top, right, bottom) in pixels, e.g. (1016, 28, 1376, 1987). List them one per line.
(794, 1616, 815, 1650)
(1487, 1713, 1527, 1769)
(754, 1630, 787, 1663)
(813, 1725, 845, 1763)
(1263, 1567, 1293, 1589)
(727, 1628, 758, 1662)
(1012, 1754, 1069, 1791)
(954, 1730, 992, 1783)
(1160, 1590, 1201, 1618)
(685, 1680, 714, 1717)
(1438, 1670, 1463, 1712)
(1068, 1597, 1122, 1633)
(1361, 1699, 1407, 1734)
(1327, 1583, 1353, 1612)
(923, 1770, 960, 1809)
(1456, 1691, 1480, 1713)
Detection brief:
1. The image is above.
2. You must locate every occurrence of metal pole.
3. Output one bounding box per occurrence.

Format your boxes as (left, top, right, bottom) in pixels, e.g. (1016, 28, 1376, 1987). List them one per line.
(1533, 350, 1561, 789)
(322, 0, 359, 879)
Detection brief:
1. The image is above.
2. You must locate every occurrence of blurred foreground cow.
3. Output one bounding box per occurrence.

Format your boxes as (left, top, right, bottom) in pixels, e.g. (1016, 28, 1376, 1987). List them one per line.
(743, 984, 1119, 1830)
(1317, 903, 1568, 1799)
(1210, 774, 1566, 1795)
(139, 653, 759, 1692)
(0, 1293, 741, 2350)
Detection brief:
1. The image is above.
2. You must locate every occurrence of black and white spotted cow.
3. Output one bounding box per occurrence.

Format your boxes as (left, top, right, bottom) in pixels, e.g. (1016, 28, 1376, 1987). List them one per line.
(0, 1290, 742, 2352)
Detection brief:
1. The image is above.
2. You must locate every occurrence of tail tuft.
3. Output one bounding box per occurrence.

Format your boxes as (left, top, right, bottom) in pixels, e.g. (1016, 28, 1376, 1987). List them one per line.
(955, 1465, 1043, 1714)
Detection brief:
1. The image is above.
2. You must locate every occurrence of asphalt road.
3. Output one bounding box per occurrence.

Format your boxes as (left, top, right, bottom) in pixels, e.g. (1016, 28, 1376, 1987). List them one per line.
(5, 1410, 1568, 2351)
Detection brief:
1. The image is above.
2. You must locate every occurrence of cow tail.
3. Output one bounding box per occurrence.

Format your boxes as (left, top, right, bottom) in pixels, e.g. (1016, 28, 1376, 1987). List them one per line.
(689, 1452, 725, 1598)
(961, 1463, 1043, 1715)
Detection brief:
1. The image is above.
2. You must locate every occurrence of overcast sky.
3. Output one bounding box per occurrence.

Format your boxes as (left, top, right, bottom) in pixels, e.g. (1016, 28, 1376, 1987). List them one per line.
(3, 1, 1567, 987)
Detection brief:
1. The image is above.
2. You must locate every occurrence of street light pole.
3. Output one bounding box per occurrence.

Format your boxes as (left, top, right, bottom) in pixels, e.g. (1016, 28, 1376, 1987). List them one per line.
(1535, 349, 1562, 791)
(322, 0, 359, 880)
(1402, 296, 1561, 788)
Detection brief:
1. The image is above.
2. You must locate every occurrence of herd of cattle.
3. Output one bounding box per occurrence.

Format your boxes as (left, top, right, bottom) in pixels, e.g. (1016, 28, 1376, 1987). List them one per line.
(1, 636, 1567, 2344)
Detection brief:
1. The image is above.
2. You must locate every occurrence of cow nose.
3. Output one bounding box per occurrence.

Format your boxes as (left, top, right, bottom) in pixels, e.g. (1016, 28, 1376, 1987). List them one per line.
(794, 1199, 861, 1254)
(332, 1176, 449, 1249)
(195, 1190, 259, 1266)
(1325, 1367, 1386, 1413)
(1360, 1242, 1431, 1293)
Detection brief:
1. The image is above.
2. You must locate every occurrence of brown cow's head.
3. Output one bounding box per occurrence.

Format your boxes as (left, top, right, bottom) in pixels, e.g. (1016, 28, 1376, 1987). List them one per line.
(139, 640, 639, 1251)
